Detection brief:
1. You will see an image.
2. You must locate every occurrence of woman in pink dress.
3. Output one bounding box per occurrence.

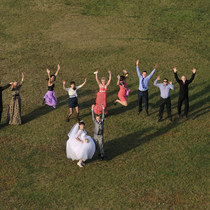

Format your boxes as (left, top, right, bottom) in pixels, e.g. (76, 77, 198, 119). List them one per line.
(93, 70, 112, 115)
(114, 70, 130, 107)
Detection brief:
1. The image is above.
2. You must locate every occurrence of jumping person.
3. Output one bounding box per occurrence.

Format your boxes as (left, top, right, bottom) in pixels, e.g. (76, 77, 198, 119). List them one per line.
(154, 76, 174, 122)
(43, 64, 60, 108)
(173, 67, 196, 118)
(114, 70, 130, 106)
(63, 78, 87, 122)
(7, 73, 24, 125)
(136, 59, 158, 115)
(91, 104, 105, 160)
(0, 82, 12, 123)
(93, 70, 111, 115)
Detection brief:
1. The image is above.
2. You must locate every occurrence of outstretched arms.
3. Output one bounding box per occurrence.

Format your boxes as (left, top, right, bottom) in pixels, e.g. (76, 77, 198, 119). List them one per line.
(169, 81, 174, 90)
(148, 64, 158, 79)
(20, 72, 24, 85)
(54, 64, 60, 77)
(188, 68, 196, 84)
(136, 59, 141, 78)
(106, 70, 112, 86)
(95, 71, 101, 86)
(91, 105, 95, 122)
(79, 78, 87, 88)
(173, 67, 181, 83)
(1, 82, 12, 91)
(62, 80, 66, 90)
(154, 76, 161, 87)
(117, 75, 120, 86)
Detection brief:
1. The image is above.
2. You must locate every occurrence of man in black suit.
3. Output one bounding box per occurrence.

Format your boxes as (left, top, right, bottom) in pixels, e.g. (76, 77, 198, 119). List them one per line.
(0, 83, 11, 122)
(173, 67, 196, 118)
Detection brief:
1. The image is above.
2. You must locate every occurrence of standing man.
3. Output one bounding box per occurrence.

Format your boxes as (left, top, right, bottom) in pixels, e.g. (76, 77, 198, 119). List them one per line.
(0, 82, 12, 123)
(173, 67, 196, 118)
(136, 59, 158, 115)
(91, 104, 105, 161)
(154, 76, 174, 122)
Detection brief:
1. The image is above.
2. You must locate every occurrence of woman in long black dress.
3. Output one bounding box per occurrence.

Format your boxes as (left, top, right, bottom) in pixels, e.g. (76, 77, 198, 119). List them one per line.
(7, 73, 24, 125)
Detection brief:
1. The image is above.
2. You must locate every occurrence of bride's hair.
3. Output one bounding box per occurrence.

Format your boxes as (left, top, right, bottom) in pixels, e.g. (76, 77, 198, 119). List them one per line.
(79, 120, 85, 126)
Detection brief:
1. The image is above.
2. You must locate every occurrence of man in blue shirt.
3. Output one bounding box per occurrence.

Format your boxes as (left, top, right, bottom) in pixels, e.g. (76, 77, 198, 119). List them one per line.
(136, 59, 158, 115)
(154, 76, 174, 122)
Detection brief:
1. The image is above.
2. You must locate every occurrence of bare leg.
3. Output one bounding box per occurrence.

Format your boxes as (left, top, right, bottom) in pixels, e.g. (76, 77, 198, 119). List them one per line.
(77, 159, 83, 167)
(66, 108, 73, 122)
(115, 99, 128, 107)
(75, 106, 80, 121)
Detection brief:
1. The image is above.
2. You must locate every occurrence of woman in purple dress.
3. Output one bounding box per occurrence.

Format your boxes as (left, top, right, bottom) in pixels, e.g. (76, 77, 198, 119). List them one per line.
(43, 64, 60, 108)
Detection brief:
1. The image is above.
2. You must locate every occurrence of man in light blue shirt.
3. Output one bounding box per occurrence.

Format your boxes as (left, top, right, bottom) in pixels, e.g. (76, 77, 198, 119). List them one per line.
(154, 76, 174, 122)
(136, 59, 158, 115)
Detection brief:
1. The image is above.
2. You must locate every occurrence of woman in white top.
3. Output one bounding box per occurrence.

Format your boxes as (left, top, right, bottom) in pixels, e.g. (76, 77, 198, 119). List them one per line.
(63, 78, 87, 122)
(66, 120, 96, 167)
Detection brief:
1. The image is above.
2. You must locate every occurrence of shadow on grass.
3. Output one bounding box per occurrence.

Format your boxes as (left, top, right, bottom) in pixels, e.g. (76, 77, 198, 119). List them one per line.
(105, 120, 182, 161)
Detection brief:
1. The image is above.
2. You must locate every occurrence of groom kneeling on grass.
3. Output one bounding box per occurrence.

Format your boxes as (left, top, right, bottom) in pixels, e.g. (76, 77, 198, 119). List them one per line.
(91, 104, 105, 161)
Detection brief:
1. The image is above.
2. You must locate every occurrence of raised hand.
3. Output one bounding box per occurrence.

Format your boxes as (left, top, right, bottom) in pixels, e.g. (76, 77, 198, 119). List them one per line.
(154, 64, 158, 70)
(84, 78, 87, 83)
(57, 64, 60, 71)
(192, 68, 196, 74)
(173, 67, 177, 73)
(169, 81, 173, 84)
(136, 59, 139, 66)
(117, 75, 120, 80)
(46, 69, 50, 74)
(157, 76, 160, 80)
(108, 70, 111, 74)
(63, 80, 66, 85)
(21, 72, 25, 82)
(123, 70, 127, 74)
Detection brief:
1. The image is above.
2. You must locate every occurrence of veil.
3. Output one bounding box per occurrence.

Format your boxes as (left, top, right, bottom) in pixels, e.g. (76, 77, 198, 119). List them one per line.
(66, 123, 79, 159)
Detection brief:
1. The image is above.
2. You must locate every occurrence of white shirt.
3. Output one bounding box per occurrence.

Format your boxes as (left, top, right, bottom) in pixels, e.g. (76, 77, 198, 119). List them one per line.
(66, 85, 82, 97)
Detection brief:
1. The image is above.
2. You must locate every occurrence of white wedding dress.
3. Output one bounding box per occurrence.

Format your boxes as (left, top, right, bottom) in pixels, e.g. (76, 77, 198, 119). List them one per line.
(66, 123, 96, 161)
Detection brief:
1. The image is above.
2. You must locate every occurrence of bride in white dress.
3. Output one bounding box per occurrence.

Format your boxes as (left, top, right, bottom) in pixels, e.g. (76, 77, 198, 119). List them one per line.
(66, 121, 96, 167)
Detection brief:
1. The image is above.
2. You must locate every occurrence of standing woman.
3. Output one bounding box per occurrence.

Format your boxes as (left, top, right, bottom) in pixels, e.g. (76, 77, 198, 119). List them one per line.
(93, 70, 111, 115)
(43, 64, 60, 108)
(63, 78, 87, 122)
(7, 73, 24, 125)
(114, 70, 130, 107)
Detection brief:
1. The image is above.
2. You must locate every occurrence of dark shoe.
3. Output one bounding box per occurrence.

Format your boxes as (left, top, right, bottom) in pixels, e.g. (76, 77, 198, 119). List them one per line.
(66, 117, 70, 122)
(185, 115, 188, 119)
(146, 111, 149, 116)
(114, 100, 117, 106)
(178, 114, 181, 119)
(98, 153, 101, 158)
(138, 109, 142, 115)
(158, 118, 162, 122)
(169, 117, 173, 122)
(100, 156, 104, 161)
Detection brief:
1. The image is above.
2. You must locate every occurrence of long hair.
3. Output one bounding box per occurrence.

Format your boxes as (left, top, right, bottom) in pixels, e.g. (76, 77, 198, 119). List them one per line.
(46, 74, 56, 81)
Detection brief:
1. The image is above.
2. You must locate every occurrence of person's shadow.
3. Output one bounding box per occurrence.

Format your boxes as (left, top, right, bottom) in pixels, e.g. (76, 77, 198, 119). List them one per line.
(104, 119, 183, 161)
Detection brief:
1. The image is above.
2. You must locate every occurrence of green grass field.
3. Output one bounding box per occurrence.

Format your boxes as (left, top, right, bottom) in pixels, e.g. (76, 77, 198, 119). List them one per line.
(0, 0, 209, 209)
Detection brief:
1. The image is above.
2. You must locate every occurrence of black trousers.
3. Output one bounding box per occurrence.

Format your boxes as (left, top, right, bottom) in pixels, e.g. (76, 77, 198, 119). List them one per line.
(0, 107, 2, 123)
(138, 90, 148, 112)
(159, 97, 172, 119)
(178, 96, 189, 116)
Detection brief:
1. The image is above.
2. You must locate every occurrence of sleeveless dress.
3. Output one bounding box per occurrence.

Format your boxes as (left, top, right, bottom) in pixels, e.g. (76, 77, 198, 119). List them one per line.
(7, 85, 22, 125)
(118, 82, 128, 102)
(94, 85, 108, 115)
(44, 84, 57, 108)
(66, 123, 96, 161)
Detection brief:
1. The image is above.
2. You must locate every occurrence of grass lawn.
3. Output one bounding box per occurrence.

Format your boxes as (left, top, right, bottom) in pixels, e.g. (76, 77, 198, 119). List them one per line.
(0, 0, 209, 209)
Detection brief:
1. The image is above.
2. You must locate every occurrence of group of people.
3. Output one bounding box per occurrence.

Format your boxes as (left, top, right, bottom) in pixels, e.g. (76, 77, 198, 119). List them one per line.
(0, 60, 196, 167)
